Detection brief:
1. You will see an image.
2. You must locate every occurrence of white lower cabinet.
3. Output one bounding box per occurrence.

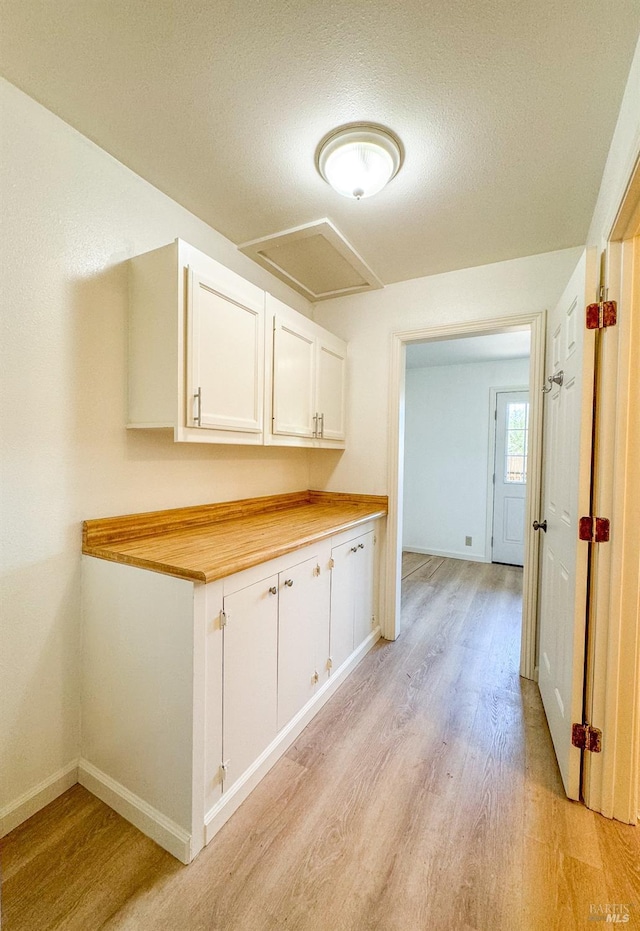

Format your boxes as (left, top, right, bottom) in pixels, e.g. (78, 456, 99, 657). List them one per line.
(220, 552, 330, 792)
(276, 555, 330, 730)
(329, 529, 376, 672)
(81, 521, 380, 866)
(221, 572, 279, 791)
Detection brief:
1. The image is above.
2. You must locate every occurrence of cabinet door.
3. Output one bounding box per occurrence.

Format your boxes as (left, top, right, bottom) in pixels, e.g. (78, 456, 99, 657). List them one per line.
(353, 531, 376, 647)
(222, 575, 278, 790)
(272, 316, 316, 437)
(187, 269, 264, 434)
(329, 538, 357, 672)
(316, 336, 347, 441)
(277, 556, 330, 731)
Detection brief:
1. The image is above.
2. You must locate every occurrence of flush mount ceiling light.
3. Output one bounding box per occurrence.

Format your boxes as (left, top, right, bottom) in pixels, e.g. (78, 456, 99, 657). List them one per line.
(316, 123, 403, 200)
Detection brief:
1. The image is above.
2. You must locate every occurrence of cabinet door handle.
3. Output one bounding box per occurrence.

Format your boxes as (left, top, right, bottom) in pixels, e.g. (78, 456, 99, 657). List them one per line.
(358, 543, 364, 549)
(313, 412, 318, 438)
(284, 579, 294, 587)
(268, 586, 277, 595)
(318, 413, 324, 438)
(194, 387, 202, 426)
(350, 546, 358, 553)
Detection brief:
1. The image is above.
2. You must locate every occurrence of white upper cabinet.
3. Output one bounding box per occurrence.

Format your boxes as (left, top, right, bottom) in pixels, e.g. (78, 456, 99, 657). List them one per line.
(128, 239, 264, 445)
(187, 269, 263, 435)
(272, 312, 316, 438)
(128, 240, 346, 447)
(315, 334, 347, 442)
(267, 295, 347, 448)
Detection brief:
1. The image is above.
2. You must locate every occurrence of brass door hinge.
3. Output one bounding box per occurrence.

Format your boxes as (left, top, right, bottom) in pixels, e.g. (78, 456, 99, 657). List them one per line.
(579, 516, 610, 543)
(572, 723, 602, 753)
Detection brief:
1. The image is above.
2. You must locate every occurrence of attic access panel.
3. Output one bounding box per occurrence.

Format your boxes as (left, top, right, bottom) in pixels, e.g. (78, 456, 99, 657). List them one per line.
(238, 219, 383, 302)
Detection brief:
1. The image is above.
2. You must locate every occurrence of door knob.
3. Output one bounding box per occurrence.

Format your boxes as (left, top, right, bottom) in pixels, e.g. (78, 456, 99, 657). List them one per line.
(284, 579, 294, 587)
(533, 520, 547, 532)
(542, 371, 564, 394)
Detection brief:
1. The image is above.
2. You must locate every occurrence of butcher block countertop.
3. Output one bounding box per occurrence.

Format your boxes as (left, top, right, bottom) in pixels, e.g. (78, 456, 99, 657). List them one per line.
(82, 490, 387, 583)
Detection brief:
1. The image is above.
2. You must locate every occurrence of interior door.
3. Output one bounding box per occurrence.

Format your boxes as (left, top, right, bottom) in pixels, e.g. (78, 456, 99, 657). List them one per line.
(537, 250, 594, 799)
(492, 390, 529, 566)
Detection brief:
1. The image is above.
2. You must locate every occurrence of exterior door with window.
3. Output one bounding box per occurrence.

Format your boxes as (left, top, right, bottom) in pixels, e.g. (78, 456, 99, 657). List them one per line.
(492, 391, 529, 566)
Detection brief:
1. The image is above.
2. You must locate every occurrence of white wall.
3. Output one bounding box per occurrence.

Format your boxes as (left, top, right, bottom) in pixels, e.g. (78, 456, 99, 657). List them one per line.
(310, 247, 582, 497)
(588, 37, 640, 250)
(0, 79, 313, 826)
(403, 358, 530, 561)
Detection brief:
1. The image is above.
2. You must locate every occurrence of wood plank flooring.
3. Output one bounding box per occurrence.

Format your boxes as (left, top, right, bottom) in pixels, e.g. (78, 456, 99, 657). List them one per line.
(2, 556, 639, 930)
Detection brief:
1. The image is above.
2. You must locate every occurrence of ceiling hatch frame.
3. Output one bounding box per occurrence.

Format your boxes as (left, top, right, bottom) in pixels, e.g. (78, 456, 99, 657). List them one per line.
(238, 218, 383, 302)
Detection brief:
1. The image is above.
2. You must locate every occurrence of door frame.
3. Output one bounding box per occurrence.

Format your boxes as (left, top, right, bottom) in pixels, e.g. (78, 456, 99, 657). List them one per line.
(582, 160, 640, 823)
(486, 386, 530, 566)
(385, 311, 546, 679)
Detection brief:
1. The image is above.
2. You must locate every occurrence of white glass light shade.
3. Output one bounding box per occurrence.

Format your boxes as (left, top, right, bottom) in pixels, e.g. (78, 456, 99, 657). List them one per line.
(317, 125, 403, 200)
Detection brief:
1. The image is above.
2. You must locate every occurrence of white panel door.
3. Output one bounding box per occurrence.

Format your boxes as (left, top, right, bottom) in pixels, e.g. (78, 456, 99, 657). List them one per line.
(272, 317, 316, 437)
(187, 270, 264, 433)
(222, 575, 278, 790)
(537, 251, 593, 799)
(277, 556, 330, 730)
(315, 337, 347, 441)
(492, 391, 529, 566)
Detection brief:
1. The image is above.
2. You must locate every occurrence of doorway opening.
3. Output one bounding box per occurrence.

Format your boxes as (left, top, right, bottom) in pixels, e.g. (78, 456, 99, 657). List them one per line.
(384, 313, 546, 680)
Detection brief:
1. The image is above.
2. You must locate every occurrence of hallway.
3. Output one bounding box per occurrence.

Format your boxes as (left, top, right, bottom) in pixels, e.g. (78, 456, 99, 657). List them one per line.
(2, 558, 639, 929)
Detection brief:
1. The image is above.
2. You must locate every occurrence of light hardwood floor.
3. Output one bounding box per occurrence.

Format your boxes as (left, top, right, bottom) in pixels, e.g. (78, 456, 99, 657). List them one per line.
(2, 556, 639, 930)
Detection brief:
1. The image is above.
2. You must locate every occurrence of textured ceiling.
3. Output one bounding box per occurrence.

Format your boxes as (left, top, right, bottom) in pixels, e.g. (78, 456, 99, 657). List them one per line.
(1, 1, 639, 286)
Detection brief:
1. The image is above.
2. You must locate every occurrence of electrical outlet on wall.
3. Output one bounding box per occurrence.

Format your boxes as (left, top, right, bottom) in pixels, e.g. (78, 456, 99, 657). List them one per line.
(465, 536, 472, 547)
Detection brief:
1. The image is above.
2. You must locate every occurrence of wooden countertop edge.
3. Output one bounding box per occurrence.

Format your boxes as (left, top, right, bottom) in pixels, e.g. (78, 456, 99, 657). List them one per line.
(82, 546, 209, 582)
(82, 490, 311, 548)
(83, 490, 388, 548)
(82, 505, 387, 583)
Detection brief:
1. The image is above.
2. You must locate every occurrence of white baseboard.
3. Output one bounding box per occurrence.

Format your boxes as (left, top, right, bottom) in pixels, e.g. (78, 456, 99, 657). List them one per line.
(78, 759, 192, 864)
(0, 760, 79, 837)
(205, 627, 381, 845)
(403, 545, 489, 563)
